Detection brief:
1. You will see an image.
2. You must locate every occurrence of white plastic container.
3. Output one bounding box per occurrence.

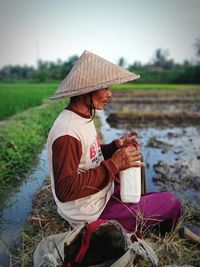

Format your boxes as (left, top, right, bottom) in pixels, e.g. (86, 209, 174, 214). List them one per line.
(120, 162, 141, 203)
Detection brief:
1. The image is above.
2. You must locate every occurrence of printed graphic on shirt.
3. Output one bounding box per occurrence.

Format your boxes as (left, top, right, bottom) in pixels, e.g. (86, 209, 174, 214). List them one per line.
(90, 136, 103, 165)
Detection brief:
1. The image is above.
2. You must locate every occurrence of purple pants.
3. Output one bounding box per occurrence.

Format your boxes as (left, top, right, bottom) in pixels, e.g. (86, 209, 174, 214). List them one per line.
(99, 179, 182, 233)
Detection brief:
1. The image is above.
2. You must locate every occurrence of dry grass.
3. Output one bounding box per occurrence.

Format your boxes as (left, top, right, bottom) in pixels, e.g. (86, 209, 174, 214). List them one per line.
(11, 179, 200, 267)
(12, 179, 70, 266)
(142, 211, 200, 266)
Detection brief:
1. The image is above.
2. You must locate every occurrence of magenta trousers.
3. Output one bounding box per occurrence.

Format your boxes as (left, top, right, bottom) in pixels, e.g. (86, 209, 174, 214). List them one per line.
(99, 179, 182, 233)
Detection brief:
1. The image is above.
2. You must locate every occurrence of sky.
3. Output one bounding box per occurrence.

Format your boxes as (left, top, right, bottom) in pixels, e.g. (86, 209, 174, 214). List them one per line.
(0, 0, 200, 68)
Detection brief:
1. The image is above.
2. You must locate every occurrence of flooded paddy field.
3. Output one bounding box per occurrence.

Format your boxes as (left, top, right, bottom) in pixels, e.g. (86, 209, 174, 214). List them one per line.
(104, 88, 200, 208)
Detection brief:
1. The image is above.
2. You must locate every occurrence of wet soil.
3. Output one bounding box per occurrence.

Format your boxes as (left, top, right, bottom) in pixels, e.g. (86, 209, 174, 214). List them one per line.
(105, 88, 200, 208)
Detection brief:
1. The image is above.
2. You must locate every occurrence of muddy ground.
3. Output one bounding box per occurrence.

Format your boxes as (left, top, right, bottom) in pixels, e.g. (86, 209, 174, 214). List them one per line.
(106, 88, 200, 211)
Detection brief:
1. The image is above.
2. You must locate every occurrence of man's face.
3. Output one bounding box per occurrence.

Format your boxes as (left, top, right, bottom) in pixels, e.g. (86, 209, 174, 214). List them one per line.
(92, 88, 112, 110)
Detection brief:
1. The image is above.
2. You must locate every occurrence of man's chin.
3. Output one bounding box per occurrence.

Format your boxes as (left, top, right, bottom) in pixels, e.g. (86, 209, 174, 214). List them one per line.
(95, 104, 105, 110)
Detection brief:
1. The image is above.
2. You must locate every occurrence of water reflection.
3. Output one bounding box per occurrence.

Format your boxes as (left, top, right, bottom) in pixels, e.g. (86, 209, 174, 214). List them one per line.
(0, 144, 49, 265)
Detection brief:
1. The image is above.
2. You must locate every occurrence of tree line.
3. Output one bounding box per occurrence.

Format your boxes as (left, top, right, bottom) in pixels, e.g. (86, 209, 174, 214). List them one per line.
(0, 45, 200, 84)
(128, 48, 200, 84)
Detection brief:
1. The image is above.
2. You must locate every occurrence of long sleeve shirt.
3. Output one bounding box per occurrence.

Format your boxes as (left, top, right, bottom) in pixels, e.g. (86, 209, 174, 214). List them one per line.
(52, 135, 118, 201)
(47, 108, 118, 226)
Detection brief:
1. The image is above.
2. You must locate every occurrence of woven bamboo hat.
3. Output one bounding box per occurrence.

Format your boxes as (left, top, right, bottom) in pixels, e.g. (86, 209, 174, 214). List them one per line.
(50, 50, 140, 99)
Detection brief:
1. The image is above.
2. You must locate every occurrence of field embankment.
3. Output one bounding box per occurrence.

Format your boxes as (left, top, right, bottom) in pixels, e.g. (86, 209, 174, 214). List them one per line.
(0, 83, 66, 208)
(112, 83, 200, 90)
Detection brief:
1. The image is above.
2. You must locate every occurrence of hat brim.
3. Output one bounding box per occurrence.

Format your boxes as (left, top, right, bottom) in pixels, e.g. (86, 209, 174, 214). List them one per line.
(50, 74, 140, 100)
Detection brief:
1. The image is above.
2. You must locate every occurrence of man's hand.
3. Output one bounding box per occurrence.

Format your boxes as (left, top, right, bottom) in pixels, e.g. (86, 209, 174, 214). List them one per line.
(111, 146, 145, 171)
(115, 131, 140, 149)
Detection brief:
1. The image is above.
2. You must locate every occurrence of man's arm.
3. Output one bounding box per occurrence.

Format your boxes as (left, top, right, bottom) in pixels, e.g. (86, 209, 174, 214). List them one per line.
(52, 135, 118, 202)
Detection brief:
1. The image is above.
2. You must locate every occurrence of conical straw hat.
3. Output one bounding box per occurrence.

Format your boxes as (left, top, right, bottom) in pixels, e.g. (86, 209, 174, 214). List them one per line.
(50, 50, 140, 99)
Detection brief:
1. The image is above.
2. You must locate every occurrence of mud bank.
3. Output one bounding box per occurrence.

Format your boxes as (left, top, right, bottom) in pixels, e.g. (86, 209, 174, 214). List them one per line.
(107, 88, 200, 127)
(107, 111, 200, 127)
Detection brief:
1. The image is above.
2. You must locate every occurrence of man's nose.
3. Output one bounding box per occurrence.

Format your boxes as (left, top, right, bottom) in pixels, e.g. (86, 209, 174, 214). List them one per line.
(107, 88, 112, 97)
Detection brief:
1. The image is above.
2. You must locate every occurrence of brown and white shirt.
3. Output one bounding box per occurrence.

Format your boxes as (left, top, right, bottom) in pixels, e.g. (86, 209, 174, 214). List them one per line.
(47, 108, 118, 227)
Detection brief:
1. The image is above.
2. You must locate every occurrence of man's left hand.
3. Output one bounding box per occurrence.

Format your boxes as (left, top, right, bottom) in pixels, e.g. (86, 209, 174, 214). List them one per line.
(115, 131, 140, 149)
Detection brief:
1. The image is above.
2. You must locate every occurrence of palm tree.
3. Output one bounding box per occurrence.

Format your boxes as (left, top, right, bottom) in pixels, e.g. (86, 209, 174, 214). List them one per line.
(194, 35, 200, 59)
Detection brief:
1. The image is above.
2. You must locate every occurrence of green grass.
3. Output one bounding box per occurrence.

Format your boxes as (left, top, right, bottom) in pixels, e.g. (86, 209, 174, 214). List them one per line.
(0, 83, 59, 120)
(0, 98, 67, 208)
(111, 83, 200, 90)
(0, 82, 66, 207)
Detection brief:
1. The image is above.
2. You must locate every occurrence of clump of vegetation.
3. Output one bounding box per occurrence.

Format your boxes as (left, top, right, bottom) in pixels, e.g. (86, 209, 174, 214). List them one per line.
(0, 98, 66, 207)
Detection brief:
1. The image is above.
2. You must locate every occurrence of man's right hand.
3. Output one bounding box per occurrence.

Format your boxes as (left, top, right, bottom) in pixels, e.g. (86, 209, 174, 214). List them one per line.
(111, 146, 145, 171)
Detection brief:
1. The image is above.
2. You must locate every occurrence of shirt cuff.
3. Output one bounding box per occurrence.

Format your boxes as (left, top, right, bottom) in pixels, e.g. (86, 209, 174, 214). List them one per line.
(101, 158, 119, 181)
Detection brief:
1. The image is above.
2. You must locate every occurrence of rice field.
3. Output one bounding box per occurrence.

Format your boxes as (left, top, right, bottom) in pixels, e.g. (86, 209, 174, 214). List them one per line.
(0, 83, 59, 120)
